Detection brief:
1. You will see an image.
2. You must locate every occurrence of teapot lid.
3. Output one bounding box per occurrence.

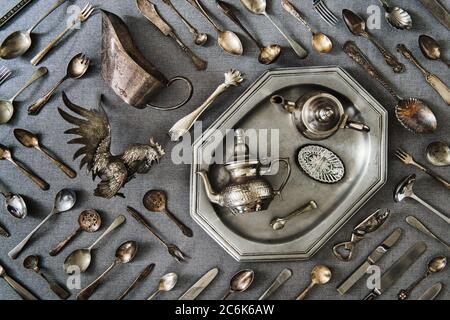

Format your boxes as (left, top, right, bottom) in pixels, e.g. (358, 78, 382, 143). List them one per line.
(302, 93, 344, 135)
(226, 129, 258, 165)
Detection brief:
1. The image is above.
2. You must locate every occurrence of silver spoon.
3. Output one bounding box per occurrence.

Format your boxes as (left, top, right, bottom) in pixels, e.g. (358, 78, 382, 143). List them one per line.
(419, 35, 450, 68)
(222, 269, 254, 300)
(0, 183, 27, 219)
(296, 265, 332, 300)
(398, 256, 446, 300)
(378, 0, 412, 30)
(394, 174, 450, 225)
(8, 189, 76, 260)
(0, 0, 67, 59)
(270, 200, 317, 231)
(76, 241, 138, 300)
(147, 273, 178, 300)
(426, 141, 450, 166)
(240, 0, 307, 59)
(0, 67, 47, 124)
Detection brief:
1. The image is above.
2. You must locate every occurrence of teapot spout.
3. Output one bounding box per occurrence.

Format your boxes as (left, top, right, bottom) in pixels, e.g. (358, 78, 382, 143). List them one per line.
(196, 171, 223, 206)
(270, 95, 297, 114)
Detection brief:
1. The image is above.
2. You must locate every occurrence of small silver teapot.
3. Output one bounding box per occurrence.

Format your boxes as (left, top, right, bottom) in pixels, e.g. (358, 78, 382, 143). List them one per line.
(197, 129, 291, 215)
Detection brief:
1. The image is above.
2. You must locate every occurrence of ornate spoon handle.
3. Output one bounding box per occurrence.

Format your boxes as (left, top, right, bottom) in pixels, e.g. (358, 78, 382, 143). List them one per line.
(49, 227, 81, 256)
(365, 33, 405, 73)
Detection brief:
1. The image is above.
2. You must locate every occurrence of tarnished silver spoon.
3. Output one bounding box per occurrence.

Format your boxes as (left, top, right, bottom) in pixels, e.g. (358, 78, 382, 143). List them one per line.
(0, 183, 27, 219)
(378, 0, 412, 30)
(426, 141, 450, 166)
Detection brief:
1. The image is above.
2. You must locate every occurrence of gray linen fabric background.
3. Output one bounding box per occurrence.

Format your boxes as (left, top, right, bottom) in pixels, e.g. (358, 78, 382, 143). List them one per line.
(0, 0, 448, 300)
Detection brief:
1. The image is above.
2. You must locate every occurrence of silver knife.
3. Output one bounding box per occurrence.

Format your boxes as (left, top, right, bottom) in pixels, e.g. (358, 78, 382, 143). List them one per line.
(0, 223, 9, 238)
(179, 268, 219, 300)
(258, 268, 292, 300)
(337, 228, 402, 295)
(418, 282, 443, 300)
(418, 0, 450, 29)
(0, 0, 35, 29)
(363, 242, 427, 300)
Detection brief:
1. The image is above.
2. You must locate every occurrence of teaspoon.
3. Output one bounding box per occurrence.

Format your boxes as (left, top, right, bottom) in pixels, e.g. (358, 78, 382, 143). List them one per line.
(147, 273, 178, 300)
(419, 35, 450, 68)
(0, 183, 27, 219)
(378, 0, 412, 30)
(296, 265, 331, 300)
(222, 269, 254, 300)
(426, 141, 450, 166)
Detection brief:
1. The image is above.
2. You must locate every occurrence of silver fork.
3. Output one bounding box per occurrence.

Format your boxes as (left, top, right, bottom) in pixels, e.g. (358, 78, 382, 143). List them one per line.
(395, 148, 450, 189)
(0, 66, 12, 86)
(31, 3, 95, 65)
(313, 0, 339, 26)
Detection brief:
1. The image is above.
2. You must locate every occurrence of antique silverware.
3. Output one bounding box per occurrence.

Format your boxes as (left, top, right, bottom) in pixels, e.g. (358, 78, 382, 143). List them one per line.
(418, 283, 443, 300)
(9, 189, 76, 260)
(342, 9, 405, 73)
(136, 0, 207, 71)
(117, 263, 155, 300)
(419, 35, 450, 67)
(59, 93, 165, 198)
(270, 201, 317, 231)
(297, 145, 345, 184)
(418, 0, 450, 29)
(222, 269, 254, 300)
(216, 0, 281, 65)
(333, 208, 390, 261)
(312, 0, 339, 26)
(147, 273, 178, 300)
(23, 255, 70, 300)
(0, 223, 9, 237)
(378, 0, 412, 30)
(77, 241, 138, 300)
(28, 53, 90, 115)
(337, 228, 402, 295)
(13, 129, 77, 179)
(186, 0, 243, 55)
(426, 141, 450, 166)
(397, 44, 450, 105)
(344, 41, 437, 134)
(271, 92, 370, 140)
(63, 215, 125, 273)
(162, 0, 207, 46)
(179, 268, 219, 300)
(169, 70, 243, 141)
(128, 207, 188, 262)
(30, 3, 95, 65)
(258, 268, 292, 300)
(296, 265, 331, 300)
(143, 190, 193, 237)
(49, 209, 101, 256)
(406, 216, 450, 251)
(395, 174, 450, 225)
(197, 129, 291, 214)
(0, 144, 49, 191)
(281, 0, 332, 54)
(0, 0, 66, 59)
(0, 66, 12, 86)
(0, 67, 47, 124)
(395, 148, 450, 189)
(0, 0, 36, 29)
(398, 256, 446, 300)
(240, 0, 307, 59)
(0, 262, 37, 300)
(0, 183, 27, 219)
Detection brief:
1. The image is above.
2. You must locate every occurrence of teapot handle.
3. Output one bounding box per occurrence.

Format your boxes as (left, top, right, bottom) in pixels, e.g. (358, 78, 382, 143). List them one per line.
(146, 76, 194, 111)
(260, 158, 291, 197)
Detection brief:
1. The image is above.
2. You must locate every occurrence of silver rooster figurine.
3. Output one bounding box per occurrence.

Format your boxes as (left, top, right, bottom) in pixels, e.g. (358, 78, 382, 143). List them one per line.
(58, 92, 165, 199)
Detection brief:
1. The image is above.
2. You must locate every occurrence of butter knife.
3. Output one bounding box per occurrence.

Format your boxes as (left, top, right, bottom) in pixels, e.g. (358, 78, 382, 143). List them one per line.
(136, 0, 207, 71)
(0, 0, 35, 29)
(179, 268, 219, 300)
(418, 282, 443, 300)
(258, 268, 292, 300)
(337, 228, 402, 295)
(418, 0, 450, 30)
(397, 44, 450, 105)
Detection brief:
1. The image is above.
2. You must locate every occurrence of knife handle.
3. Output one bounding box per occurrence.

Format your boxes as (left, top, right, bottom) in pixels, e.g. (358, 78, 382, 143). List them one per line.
(363, 290, 380, 300)
(168, 31, 207, 71)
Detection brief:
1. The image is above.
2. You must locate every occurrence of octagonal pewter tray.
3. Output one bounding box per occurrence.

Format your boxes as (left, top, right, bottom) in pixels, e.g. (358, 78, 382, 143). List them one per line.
(191, 67, 388, 262)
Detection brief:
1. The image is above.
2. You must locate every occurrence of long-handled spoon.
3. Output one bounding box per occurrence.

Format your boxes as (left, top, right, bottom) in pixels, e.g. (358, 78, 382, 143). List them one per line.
(0, 262, 38, 300)
(185, 0, 243, 55)
(28, 53, 90, 115)
(222, 269, 254, 300)
(117, 263, 155, 300)
(8, 189, 76, 259)
(0, 144, 49, 191)
(147, 272, 178, 300)
(23, 255, 70, 300)
(378, 0, 412, 30)
(240, 0, 307, 59)
(296, 265, 331, 300)
(0, 67, 47, 124)
(63, 215, 125, 273)
(281, 0, 332, 54)
(419, 35, 450, 68)
(0, 0, 67, 59)
(406, 216, 450, 251)
(14, 129, 77, 179)
(0, 183, 27, 219)
(76, 241, 138, 300)
(216, 0, 281, 64)
(426, 141, 450, 166)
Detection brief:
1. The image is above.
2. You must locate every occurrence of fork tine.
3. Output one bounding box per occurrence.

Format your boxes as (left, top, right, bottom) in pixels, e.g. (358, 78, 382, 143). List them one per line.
(80, 3, 90, 13)
(81, 3, 93, 15)
(83, 7, 95, 19)
(316, 4, 337, 25)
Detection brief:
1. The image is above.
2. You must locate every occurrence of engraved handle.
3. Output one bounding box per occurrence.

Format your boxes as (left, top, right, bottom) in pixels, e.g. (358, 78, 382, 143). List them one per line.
(0, 0, 34, 28)
(163, 0, 199, 37)
(2, 274, 38, 300)
(397, 44, 430, 76)
(10, 159, 49, 191)
(168, 31, 207, 71)
(164, 209, 193, 237)
(49, 227, 81, 256)
(366, 34, 405, 73)
(28, 76, 68, 115)
(38, 146, 77, 179)
(281, 0, 313, 32)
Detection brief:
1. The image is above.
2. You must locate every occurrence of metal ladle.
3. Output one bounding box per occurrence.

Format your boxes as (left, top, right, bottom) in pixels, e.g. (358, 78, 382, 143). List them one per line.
(0, 0, 67, 59)
(394, 174, 450, 225)
(49, 209, 101, 256)
(426, 141, 450, 166)
(222, 269, 255, 300)
(240, 0, 307, 59)
(419, 35, 450, 68)
(147, 273, 178, 300)
(378, 0, 412, 30)
(296, 265, 331, 300)
(0, 183, 27, 219)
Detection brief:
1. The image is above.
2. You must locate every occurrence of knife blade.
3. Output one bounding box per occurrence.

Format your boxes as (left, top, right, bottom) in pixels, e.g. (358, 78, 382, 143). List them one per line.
(179, 268, 219, 300)
(418, 282, 443, 300)
(0, 0, 35, 29)
(116, 263, 155, 300)
(337, 228, 402, 295)
(418, 0, 450, 29)
(363, 242, 427, 300)
(0, 223, 9, 238)
(258, 268, 292, 300)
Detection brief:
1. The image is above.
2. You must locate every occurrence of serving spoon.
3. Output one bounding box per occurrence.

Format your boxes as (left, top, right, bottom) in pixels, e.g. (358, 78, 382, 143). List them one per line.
(378, 0, 412, 30)
(222, 269, 254, 300)
(0, 183, 27, 219)
(296, 265, 331, 300)
(426, 141, 450, 166)
(147, 273, 178, 300)
(419, 35, 450, 67)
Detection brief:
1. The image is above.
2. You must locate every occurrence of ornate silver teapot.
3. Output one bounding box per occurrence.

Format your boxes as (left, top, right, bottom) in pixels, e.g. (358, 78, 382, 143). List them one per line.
(197, 129, 291, 215)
